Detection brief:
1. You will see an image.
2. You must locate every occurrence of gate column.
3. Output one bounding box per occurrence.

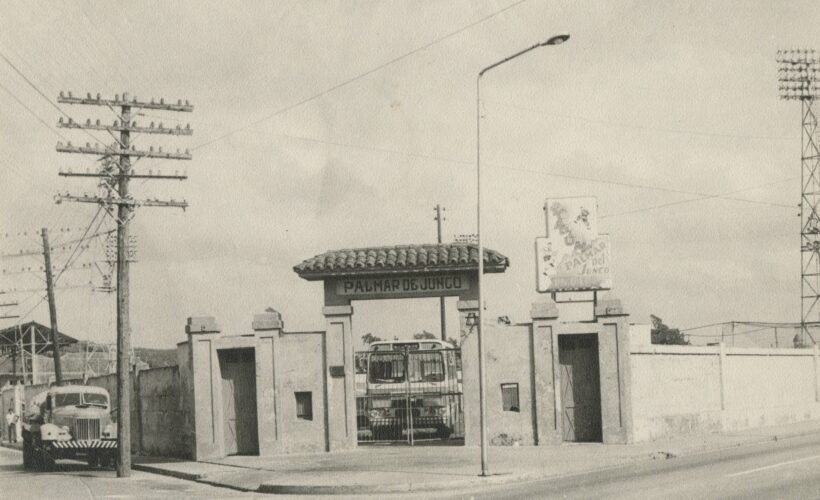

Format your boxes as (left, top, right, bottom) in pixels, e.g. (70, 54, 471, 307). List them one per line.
(323, 304, 357, 451)
(530, 298, 561, 445)
(458, 299, 480, 446)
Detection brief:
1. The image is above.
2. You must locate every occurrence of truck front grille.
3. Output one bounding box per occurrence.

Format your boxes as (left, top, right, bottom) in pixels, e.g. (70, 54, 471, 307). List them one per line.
(73, 418, 101, 440)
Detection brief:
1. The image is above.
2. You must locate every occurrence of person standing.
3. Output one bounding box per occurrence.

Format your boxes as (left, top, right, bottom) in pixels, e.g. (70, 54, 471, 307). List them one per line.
(5, 409, 18, 443)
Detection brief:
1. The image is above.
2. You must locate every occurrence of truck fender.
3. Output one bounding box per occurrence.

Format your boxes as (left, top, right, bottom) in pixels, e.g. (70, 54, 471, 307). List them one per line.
(39, 423, 71, 441)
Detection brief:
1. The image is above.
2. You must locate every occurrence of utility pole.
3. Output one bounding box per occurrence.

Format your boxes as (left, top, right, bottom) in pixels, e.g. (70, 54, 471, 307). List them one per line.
(778, 49, 820, 346)
(434, 205, 447, 341)
(55, 91, 193, 477)
(41, 228, 63, 386)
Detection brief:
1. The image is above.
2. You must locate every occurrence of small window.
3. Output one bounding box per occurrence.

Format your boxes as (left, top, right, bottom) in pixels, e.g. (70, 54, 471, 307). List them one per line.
(501, 383, 519, 412)
(295, 392, 313, 421)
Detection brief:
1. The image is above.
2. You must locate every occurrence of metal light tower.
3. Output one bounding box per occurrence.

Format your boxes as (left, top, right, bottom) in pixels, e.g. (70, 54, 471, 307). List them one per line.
(778, 49, 820, 346)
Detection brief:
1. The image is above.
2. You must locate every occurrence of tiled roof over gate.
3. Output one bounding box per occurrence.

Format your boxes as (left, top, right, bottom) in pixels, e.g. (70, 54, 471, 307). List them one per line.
(294, 243, 509, 280)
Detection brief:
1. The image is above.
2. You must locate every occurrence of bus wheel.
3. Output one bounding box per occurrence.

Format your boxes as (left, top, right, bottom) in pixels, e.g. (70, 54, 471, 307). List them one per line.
(436, 426, 452, 440)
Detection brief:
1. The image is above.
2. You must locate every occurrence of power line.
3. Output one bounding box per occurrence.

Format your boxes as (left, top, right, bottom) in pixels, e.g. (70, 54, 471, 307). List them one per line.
(0, 46, 108, 145)
(188, 0, 530, 153)
(274, 131, 795, 212)
(599, 176, 797, 219)
(0, 80, 69, 141)
(494, 101, 796, 143)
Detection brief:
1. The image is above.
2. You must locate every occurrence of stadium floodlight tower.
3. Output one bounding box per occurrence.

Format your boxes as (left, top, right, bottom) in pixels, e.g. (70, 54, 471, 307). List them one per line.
(778, 49, 820, 346)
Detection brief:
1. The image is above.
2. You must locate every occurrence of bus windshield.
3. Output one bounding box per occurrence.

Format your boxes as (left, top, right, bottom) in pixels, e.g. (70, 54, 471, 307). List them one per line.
(368, 352, 444, 383)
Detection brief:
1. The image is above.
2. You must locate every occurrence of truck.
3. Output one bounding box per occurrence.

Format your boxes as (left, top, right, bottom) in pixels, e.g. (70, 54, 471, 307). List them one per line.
(22, 384, 118, 470)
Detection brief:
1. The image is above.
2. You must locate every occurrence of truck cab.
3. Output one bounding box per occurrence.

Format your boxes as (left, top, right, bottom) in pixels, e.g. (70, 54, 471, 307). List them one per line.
(22, 385, 118, 470)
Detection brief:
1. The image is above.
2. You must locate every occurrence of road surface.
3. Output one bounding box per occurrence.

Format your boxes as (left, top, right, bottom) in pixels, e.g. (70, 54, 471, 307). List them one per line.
(453, 433, 820, 499)
(0, 445, 257, 499)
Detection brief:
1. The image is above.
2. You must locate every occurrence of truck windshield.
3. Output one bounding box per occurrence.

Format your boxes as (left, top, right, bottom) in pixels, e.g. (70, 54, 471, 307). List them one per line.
(54, 393, 81, 407)
(368, 352, 445, 383)
(83, 393, 108, 406)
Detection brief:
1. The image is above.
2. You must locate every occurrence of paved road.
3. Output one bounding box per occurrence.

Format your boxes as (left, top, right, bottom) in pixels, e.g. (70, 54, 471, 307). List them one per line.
(0, 446, 258, 499)
(452, 433, 820, 499)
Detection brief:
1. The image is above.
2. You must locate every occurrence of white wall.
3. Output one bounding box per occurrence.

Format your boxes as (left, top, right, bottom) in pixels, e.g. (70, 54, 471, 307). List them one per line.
(630, 344, 820, 442)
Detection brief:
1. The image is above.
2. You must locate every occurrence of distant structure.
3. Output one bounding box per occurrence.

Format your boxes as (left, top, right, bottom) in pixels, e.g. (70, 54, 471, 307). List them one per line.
(0, 322, 134, 385)
(777, 49, 820, 346)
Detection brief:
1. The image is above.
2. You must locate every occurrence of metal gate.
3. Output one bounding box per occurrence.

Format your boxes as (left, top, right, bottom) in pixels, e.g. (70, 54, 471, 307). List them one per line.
(355, 348, 463, 445)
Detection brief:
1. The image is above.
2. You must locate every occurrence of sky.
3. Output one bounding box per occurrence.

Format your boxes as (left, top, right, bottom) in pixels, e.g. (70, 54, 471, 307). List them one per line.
(0, 0, 817, 350)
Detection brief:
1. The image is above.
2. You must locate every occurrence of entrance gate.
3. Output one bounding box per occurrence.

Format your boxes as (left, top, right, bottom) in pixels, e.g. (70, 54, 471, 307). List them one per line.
(355, 347, 464, 445)
(558, 334, 602, 442)
(218, 348, 259, 455)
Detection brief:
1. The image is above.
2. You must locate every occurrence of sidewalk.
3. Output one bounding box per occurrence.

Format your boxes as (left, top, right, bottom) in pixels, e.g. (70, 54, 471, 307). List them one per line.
(129, 418, 820, 495)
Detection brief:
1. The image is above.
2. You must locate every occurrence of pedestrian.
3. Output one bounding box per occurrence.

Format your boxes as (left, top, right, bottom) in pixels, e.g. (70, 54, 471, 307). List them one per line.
(5, 409, 18, 443)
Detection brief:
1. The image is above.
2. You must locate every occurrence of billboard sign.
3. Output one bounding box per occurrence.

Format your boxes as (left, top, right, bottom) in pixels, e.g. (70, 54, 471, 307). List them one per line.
(537, 197, 612, 292)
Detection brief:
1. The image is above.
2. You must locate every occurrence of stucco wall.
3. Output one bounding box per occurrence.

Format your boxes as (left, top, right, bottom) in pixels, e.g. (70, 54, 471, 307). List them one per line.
(138, 366, 187, 457)
(630, 345, 820, 442)
(86, 369, 183, 456)
(272, 331, 327, 453)
(463, 322, 536, 446)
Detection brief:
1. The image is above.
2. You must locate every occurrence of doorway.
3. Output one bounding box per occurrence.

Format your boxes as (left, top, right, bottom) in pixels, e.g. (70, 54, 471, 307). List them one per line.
(558, 334, 602, 442)
(218, 348, 259, 455)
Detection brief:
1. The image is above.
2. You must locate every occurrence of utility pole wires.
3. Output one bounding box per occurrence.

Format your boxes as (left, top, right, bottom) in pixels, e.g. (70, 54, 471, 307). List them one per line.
(41, 228, 63, 386)
(54, 91, 193, 478)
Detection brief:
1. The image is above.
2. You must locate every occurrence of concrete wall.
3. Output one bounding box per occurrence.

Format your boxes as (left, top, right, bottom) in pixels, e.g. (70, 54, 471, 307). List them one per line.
(460, 297, 632, 446)
(467, 322, 536, 446)
(138, 366, 187, 457)
(271, 331, 327, 453)
(183, 312, 330, 460)
(630, 344, 820, 442)
(86, 372, 141, 452)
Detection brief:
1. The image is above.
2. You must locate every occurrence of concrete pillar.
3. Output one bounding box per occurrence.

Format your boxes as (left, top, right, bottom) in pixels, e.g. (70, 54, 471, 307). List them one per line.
(457, 299, 480, 446)
(252, 310, 283, 455)
(594, 293, 633, 444)
(530, 299, 560, 445)
(322, 305, 356, 451)
(184, 316, 222, 460)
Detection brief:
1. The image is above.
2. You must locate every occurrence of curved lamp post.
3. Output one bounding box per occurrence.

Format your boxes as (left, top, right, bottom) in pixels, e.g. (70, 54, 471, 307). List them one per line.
(475, 33, 569, 477)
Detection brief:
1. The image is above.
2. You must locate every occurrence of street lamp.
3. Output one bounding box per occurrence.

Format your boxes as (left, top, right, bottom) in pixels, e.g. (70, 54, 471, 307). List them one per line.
(475, 33, 569, 477)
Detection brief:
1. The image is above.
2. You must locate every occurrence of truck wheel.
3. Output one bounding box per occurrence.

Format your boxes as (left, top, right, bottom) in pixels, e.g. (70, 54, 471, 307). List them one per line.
(22, 439, 33, 470)
(36, 445, 56, 472)
(109, 452, 119, 469)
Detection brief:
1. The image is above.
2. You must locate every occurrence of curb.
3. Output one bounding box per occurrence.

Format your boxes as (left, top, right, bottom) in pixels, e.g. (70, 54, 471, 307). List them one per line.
(257, 473, 521, 495)
(132, 463, 208, 482)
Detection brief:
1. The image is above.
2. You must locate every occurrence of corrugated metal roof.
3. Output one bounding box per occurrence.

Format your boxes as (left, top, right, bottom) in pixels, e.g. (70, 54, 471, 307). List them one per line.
(294, 243, 509, 280)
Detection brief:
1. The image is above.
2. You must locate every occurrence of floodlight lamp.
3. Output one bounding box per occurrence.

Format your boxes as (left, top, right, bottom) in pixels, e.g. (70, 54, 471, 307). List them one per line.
(542, 34, 570, 46)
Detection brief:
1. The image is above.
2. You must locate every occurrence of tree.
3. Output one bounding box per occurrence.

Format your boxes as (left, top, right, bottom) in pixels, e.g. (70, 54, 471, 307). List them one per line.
(650, 315, 688, 345)
(361, 333, 382, 346)
(413, 330, 437, 340)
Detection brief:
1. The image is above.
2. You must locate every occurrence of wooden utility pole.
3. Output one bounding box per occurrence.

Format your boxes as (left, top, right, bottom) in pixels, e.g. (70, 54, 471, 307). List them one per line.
(55, 91, 193, 477)
(116, 100, 133, 476)
(41, 228, 63, 386)
(434, 205, 446, 341)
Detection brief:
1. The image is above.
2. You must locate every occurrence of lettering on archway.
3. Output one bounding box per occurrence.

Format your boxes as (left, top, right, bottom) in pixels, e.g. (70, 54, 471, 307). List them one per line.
(336, 273, 469, 298)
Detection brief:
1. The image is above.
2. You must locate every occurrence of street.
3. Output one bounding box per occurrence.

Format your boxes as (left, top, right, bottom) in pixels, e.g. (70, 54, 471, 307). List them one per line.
(452, 433, 820, 499)
(0, 446, 257, 499)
